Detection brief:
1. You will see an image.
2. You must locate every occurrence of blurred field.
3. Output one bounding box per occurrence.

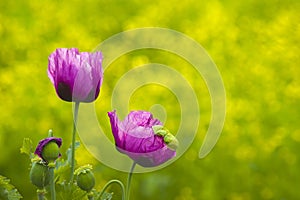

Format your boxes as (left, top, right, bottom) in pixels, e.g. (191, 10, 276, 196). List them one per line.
(0, 0, 299, 199)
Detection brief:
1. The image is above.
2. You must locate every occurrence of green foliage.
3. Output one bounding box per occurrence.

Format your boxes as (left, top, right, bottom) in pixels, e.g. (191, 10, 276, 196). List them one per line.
(97, 192, 113, 200)
(66, 141, 80, 165)
(20, 138, 33, 159)
(54, 142, 80, 184)
(21, 137, 108, 199)
(0, 175, 22, 200)
(55, 160, 72, 184)
(55, 183, 86, 200)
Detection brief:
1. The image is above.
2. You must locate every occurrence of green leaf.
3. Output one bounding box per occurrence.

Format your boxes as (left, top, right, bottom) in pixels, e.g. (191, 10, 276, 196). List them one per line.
(20, 138, 33, 158)
(93, 190, 113, 200)
(67, 141, 80, 165)
(55, 182, 87, 200)
(100, 192, 113, 200)
(0, 175, 22, 200)
(54, 140, 80, 185)
(55, 159, 71, 184)
(72, 187, 87, 200)
(8, 189, 23, 200)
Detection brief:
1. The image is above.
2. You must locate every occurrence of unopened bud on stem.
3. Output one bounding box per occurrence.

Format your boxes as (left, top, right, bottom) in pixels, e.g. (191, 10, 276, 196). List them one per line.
(30, 161, 50, 189)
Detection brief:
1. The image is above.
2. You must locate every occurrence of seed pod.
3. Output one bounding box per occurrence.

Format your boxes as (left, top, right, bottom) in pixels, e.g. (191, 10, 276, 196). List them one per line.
(164, 133, 179, 151)
(41, 141, 60, 163)
(153, 125, 179, 150)
(30, 161, 50, 189)
(75, 165, 95, 192)
(77, 171, 95, 192)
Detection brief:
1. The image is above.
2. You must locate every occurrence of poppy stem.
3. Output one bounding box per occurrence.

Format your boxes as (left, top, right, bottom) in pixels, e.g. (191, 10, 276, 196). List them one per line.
(87, 193, 94, 200)
(47, 130, 56, 200)
(37, 193, 45, 200)
(48, 129, 53, 137)
(49, 166, 56, 200)
(126, 162, 136, 200)
(99, 179, 125, 200)
(70, 101, 80, 184)
(37, 189, 46, 200)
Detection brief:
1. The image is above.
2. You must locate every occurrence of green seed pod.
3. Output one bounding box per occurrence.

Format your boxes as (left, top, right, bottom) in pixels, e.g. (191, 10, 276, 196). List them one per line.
(41, 141, 60, 163)
(75, 165, 95, 192)
(153, 125, 179, 150)
(164, 133, 179, 151)
(30, 162, 50, 189)
(77, 171, 95, 192)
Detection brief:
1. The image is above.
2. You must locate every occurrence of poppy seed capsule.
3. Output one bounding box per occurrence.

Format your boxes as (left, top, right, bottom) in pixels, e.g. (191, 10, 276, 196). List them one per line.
(41, 141, 60, 163)
(164, 133, 179, 151)
(30, 162, 50, 189)
(152, 125, 179, 151)
(35, 137, 62, 163)
(76, 170, 95, 192)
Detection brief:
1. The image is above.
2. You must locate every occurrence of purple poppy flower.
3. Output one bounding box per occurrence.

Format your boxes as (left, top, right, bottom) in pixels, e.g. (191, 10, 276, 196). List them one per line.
(35, 137, 62, 162)
(108, 110, 177, 167)
(48, 48, 103, 102)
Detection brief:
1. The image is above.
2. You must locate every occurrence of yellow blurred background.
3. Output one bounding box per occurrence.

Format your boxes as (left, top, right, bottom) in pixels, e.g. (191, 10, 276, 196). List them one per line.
(0, 0, 299, 199)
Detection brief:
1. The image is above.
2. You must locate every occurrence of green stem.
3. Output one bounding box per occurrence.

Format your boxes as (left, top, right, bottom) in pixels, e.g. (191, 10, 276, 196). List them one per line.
(88, 194, 94, 200)
(37, 193, 44, 200)
(49, 166, 56, 200)
(48, 129, 53, 137)
(37, 189, 46, 200)
(70, 102, 80, 183)
(98, 180, 125, 200)
(126, 162, 136, 200)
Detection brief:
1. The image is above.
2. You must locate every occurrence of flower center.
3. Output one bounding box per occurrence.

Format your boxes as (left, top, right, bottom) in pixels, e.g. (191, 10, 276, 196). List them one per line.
(57, 82, 72, 101)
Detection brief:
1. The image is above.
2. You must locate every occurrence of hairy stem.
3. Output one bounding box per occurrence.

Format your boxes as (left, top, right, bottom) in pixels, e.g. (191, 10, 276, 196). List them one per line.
(126, 162, 136, 200)
(49, 166, 56, 200)
(88, 194, 94, 200)
(70, 102, 80, 183)
(37, 189, 46, 200)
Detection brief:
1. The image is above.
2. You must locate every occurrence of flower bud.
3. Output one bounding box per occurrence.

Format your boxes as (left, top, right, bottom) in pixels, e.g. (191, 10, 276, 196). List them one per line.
(41, 141, 60, 163)
(30, 162, 50, 189)
(34, 137, 62, 163)
(75, 165, 95, 192)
